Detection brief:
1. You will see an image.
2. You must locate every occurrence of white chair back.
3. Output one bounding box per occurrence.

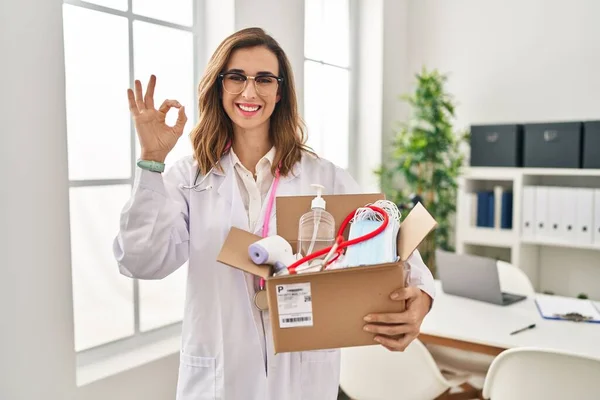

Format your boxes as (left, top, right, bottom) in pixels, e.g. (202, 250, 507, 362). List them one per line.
(483, 347, 600, 400)
(496, 260, 535, 296)
(340, 340, 453, 400)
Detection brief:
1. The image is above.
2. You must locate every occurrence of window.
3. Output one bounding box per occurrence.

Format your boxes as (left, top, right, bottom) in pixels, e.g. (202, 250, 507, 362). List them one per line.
(304, 0, 352, 170)
(62, 0, 198, 356)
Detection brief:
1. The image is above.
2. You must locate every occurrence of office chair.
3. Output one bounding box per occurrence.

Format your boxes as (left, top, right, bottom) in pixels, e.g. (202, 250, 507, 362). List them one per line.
(339, 339, 478, 400)
(496, 260, 535, 296)
(483, 347, 600, 400)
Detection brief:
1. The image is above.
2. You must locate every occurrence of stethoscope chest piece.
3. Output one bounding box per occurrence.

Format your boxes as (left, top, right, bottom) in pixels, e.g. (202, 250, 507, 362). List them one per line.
(254, 290, 269, 311)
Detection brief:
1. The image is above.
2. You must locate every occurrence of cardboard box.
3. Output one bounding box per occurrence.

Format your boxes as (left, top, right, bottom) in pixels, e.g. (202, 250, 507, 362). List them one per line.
(217, 193, 437, 353)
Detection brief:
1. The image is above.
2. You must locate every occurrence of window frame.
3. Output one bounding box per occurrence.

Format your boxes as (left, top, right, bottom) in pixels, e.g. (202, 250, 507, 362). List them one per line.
(62, 0, 202, 369)
(303, 0, 358, 176)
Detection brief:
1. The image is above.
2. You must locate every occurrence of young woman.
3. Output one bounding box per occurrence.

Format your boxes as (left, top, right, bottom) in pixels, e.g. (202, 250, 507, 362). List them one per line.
(114, 27, 434, 400)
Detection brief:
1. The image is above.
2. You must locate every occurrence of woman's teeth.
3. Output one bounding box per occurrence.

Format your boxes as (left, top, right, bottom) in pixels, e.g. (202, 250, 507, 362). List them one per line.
(238, 104, 260, 112)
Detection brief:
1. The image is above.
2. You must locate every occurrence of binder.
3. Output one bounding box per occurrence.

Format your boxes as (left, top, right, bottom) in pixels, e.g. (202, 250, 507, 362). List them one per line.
(476, 191, 490, 227)
(487, 191, 495, 228)
(501, 191, 513, 229)
(533, 186, 550, 240)
(559, 187, 577, 243)
(535, 293, 600, 323)
(595, 190, 600, 246)
(575, 188, 594, 244)
(521, 186, 535, 239)
(547, 187, 562, 240)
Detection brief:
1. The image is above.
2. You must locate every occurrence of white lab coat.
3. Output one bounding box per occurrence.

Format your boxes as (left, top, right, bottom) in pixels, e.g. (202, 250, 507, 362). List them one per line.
(113, 152, 434, 400)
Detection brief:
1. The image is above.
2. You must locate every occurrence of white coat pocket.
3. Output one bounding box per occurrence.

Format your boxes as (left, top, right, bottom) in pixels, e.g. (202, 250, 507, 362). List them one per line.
(300, 349, 340, 400)
(176, 353, 216, 400)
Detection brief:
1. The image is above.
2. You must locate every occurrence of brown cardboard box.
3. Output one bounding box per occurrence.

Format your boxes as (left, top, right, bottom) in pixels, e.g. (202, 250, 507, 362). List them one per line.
(217, 193, 437, 353)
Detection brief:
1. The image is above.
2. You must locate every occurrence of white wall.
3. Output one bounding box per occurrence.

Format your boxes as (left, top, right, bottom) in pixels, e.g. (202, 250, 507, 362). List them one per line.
(203, 0, 235, 65)
(1, 0, 77, 399)
(398, 0, 600, 297)
(353, 0, 383, 192)
(380, 0, 410, 161)
(405, 0, 600, 129)
(75, 355, 179, 400)
(234, 0, 305, 116)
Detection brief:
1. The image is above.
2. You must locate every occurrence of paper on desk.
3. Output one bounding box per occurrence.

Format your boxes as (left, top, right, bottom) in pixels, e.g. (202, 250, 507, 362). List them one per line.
(535, 294, 600, 322)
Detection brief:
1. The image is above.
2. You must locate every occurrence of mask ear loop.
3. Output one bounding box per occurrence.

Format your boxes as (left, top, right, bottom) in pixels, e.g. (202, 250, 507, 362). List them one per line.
(372, 200, 401, 224)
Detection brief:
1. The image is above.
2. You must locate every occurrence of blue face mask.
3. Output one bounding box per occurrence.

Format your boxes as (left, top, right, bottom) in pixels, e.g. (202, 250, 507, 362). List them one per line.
(344, 219, 399, 267)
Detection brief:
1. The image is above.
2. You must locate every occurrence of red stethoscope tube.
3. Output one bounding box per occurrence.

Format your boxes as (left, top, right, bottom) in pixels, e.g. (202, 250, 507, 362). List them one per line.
(286, 205, 389, 274)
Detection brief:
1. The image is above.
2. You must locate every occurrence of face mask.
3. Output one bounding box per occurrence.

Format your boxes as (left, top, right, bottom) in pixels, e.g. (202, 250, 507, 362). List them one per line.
(344, 218, 399, 267)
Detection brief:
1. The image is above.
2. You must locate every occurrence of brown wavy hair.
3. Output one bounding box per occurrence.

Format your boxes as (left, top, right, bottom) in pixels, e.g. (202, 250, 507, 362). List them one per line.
(190, 27, 314, 176)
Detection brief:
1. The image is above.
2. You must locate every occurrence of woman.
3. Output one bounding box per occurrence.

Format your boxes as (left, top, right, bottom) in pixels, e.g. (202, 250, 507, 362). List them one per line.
(114, 27, 435, 400)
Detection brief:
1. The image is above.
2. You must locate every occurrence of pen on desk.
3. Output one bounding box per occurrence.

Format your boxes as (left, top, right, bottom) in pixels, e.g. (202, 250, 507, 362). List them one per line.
(510, 323, 536, 335)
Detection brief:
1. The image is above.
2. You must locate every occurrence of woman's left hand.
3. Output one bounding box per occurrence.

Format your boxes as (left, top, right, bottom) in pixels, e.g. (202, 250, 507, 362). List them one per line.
(362, 287, 432, 351)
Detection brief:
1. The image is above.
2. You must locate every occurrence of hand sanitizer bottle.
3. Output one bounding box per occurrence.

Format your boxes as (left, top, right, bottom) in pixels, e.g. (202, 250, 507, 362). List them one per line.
(297, 184, 336, 259)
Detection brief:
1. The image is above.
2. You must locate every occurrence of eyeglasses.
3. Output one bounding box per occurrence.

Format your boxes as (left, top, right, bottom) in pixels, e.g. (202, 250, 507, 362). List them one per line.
(218, 72, 283, 97)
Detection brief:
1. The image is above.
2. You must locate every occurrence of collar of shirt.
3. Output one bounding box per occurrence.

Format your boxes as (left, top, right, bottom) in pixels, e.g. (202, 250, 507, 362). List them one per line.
(229, 146, 277, 232)
(229, 146, 276, 178)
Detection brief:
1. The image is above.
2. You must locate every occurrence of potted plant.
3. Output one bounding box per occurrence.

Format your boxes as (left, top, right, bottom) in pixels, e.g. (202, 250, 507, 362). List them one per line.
(376, 68, 469, 275)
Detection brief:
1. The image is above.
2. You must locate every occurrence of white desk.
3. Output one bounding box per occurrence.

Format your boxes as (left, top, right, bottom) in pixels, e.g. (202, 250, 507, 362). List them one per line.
(419, 281, 600, 359)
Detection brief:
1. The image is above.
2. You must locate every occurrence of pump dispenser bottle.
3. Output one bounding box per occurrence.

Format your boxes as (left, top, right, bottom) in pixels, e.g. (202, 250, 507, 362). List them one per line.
(297, 184, 336, 259)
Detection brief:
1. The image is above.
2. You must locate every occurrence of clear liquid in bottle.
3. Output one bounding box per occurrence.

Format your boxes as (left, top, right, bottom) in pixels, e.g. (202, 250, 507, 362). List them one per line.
(298, 208, 336, 258)
(297, 184, 336, 260)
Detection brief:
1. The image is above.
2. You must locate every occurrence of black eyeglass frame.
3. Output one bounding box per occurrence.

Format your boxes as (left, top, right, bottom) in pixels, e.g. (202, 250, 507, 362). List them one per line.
(217, 72, 284, 95)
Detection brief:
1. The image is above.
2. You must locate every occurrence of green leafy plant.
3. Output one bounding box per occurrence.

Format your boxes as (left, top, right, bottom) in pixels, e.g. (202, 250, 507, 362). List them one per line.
(376, 68, 469, 274)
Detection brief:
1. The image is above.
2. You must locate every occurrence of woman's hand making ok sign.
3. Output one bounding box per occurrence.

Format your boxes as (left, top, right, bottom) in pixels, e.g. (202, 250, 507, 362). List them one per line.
(127, 74, 188, 163)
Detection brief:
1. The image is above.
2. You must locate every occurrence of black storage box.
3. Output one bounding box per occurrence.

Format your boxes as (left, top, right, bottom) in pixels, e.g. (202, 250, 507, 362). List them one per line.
(523, 122, 582, 168)
(470, 124, 523, 167)
(583, 121, 600, 169)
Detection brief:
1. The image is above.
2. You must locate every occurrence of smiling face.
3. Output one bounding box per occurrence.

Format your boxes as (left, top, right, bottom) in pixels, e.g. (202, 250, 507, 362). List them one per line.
(221, 46, 281, 134)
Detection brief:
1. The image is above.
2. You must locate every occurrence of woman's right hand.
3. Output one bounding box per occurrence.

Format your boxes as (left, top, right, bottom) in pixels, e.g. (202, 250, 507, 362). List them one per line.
(127, 75, 188, 163)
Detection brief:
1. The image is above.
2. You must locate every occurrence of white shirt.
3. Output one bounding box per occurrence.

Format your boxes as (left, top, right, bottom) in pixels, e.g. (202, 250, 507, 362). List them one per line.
(229, 147, 276, 233)
(229, 147, 277, 365)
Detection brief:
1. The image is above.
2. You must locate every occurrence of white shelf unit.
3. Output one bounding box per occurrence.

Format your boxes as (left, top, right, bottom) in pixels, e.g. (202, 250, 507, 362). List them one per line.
(461, 227, 517, 248)
(455, 167, 600, 300)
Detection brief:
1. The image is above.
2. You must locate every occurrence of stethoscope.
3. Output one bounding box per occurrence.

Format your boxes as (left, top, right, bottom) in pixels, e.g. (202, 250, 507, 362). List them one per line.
(179, 147, 281, 311)
(178, 142, 233, 192)
(178, 166, 216, 192)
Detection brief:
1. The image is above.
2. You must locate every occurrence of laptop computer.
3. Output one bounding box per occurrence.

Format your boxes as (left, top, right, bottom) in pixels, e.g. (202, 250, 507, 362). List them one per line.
(436, 249, 527, 306)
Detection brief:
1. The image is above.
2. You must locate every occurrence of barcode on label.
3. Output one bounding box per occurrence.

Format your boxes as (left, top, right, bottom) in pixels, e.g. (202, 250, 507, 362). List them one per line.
(277, 283, 313, 328)
(283, 316, 311, 323)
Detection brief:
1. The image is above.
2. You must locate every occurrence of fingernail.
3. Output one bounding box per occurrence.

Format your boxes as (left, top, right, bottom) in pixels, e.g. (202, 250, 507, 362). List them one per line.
(374, 337, 381, 343)
(391, 293, 399, 300)
(363, 326, 371, 332)
(363, 315, 372, 322)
